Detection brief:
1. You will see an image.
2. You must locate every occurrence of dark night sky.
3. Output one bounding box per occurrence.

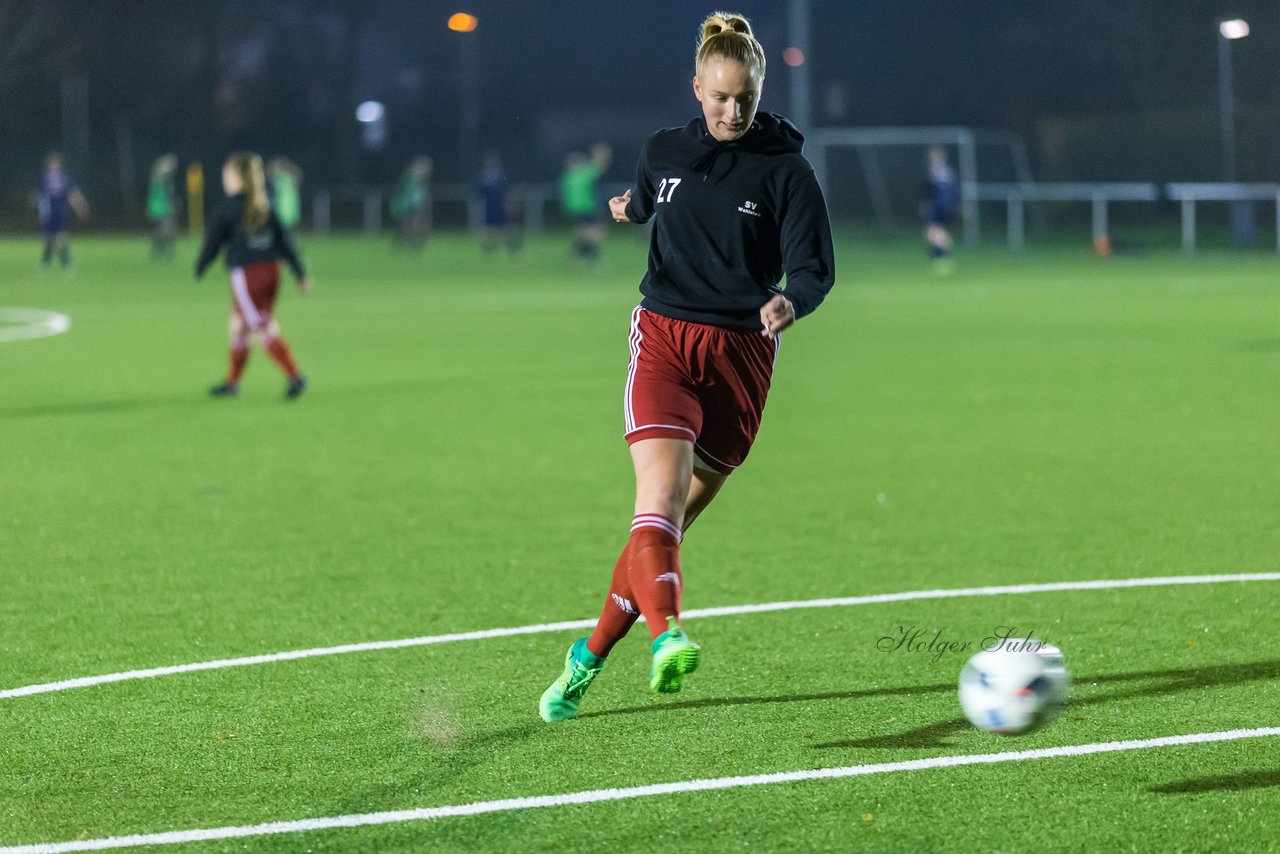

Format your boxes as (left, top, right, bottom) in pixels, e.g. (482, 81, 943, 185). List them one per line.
(2, 0, 1278, 224)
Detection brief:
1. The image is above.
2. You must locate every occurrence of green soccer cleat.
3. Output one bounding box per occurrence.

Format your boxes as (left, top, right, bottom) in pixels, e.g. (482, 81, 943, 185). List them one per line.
(649, 616, 701, 694)
(285, 375, 307, 400)
(539, 637, 606, 722)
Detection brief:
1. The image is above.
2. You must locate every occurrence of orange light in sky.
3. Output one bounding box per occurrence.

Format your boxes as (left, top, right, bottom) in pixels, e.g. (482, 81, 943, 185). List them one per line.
(448, 12, 478, 32)
(782, 47, 805, 67)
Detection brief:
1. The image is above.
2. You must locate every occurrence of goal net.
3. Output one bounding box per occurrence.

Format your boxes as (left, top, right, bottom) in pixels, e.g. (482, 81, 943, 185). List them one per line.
(806, 126, 1034, 245)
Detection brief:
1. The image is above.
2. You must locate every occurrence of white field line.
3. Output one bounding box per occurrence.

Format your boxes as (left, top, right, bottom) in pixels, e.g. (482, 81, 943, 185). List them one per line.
(5, 572, 1279, 701)
(3, 727, 1278, 854)
(0, 308, 70, 343)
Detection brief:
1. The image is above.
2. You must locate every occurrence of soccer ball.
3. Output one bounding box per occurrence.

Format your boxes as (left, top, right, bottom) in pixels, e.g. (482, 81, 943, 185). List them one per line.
(958, 642, 1069, 735)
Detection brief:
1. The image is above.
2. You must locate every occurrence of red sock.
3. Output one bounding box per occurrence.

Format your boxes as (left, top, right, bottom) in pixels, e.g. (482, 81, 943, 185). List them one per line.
(627, 514, 683, 640)
(585, 539, 640, 659)
(228, 345, 249, 383)
(265, 337, 300, 378)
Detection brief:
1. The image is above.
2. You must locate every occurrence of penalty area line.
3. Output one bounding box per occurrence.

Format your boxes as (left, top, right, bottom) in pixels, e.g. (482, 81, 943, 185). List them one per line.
(4, 572, 1280, 700)
(2, 727, 1278, 853)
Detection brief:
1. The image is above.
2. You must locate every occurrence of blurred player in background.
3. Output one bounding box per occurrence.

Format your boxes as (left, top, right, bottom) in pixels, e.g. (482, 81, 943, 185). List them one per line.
(920, 146, 958, 275)
(195, 151, 309, 400)
(478, 149, 520, 254)
(36, 152, 89, 272)
(391, 155, 433, 253)
(539, 11, 835, 722)
(147, 154, 179, 261)
(560, 142, 611, 264)
(267, 156, 303, 231)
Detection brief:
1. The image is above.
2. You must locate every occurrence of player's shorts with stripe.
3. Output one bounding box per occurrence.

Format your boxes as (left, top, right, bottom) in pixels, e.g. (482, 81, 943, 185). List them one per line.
(624, 306, 777, 475)
(228, 261, 280, 330)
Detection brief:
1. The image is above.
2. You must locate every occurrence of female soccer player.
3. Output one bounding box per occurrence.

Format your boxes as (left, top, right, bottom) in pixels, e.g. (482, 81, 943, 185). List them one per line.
(390, 156, 433, 253)
(560, 142, 611, 264)
(147, 154, 179, 260)
(540, 11, 836, 722)
(37, 152, 89, 272)
(920, 146, 958, 274)
(266, 156, 303, 230)
(195, 152, 309, 400)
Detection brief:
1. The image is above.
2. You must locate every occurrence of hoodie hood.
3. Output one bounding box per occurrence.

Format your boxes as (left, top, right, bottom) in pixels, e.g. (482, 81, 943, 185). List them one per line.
(687, 111, 805, 180)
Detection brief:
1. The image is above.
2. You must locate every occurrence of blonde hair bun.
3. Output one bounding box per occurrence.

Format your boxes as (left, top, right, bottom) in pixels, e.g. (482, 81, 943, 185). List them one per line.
(701, 12, 752, 41)
(696, 11, 765, 75)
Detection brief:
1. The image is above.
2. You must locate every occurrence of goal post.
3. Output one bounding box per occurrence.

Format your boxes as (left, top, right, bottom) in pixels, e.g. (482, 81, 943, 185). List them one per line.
(806, 126, 1034, 246)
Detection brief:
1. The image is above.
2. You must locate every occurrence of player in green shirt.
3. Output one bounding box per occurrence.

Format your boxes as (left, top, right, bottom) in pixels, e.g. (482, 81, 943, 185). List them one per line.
(268, 156, 302, 230)
(391, 156, 433, 253)
(560, 142, 611, 263)
(147, 154, 179, 260)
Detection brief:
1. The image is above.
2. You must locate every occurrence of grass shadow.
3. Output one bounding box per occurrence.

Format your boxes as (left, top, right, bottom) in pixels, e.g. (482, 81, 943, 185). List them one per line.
(1237, 338, 1280, 353)
(573, 657, 1279, 751)
(1149, 769, 1280, 794)
(814, 657, 1280, 749)
(578, 681, 955, 721)
(0, 396, 204, 418)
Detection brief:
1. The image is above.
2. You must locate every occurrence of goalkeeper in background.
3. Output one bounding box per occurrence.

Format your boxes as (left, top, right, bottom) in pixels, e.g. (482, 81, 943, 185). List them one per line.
(920, 146, 958, 275)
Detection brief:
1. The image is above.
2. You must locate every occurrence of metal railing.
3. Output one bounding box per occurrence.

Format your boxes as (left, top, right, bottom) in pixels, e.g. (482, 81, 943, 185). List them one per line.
(298, 179, 1280, 254)
(971, 183, 1160, 252)
(1164, 183, 1280, 253)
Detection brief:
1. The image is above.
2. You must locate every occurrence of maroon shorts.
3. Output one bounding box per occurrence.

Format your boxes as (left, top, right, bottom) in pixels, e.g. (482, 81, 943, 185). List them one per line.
(229, 261, 280, 329)
(624, 307, 777, 474)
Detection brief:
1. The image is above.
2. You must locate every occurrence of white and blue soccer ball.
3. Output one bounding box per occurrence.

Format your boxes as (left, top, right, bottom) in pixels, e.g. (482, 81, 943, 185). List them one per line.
(958, 642, 1069, 735)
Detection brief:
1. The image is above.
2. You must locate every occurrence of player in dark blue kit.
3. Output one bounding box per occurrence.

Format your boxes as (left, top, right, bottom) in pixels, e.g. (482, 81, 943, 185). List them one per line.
(478, 150, 519, 254)
(37, 152, 89, 273)
(539, 11, 836, 722)
(920, 146, 958, 275)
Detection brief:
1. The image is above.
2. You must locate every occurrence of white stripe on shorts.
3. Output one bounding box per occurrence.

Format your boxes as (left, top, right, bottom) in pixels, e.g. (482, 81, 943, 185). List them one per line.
(624, 306, 644, 433)
(230, 267, 262, 328)
(624, 308, 698, 443)
(693, 442, 736, 472)
(625, 423, 697, 440)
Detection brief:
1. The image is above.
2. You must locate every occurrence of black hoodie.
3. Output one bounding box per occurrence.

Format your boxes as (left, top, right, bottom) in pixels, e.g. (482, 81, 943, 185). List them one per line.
(623, 111, 835, 330)
(195, 194, 306, 281)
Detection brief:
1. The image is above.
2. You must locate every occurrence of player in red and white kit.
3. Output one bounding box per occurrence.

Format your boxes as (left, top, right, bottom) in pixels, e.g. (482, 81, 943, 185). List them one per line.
(539, 11, 836, 721)
(195, 152, 309, 400)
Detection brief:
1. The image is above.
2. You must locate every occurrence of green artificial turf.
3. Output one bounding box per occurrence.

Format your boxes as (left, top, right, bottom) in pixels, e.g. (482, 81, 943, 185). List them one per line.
(1, 232, 1277, 852)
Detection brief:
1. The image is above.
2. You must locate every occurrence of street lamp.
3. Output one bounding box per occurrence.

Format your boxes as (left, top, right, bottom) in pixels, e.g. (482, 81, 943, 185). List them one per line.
(450, 13, 480, 177)
(355, 100, 387, 151)
(1217, 18, 1249, 181)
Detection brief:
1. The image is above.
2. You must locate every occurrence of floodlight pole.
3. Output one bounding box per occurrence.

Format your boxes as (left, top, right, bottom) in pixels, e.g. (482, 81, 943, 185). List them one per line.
(1217, 31, 1237, 181)
(787, 0, 812, 132)
(459, 30, 480, 179)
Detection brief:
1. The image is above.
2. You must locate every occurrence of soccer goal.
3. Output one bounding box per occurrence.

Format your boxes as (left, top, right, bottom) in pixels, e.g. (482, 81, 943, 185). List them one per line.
(806, 126, 1035, 245)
